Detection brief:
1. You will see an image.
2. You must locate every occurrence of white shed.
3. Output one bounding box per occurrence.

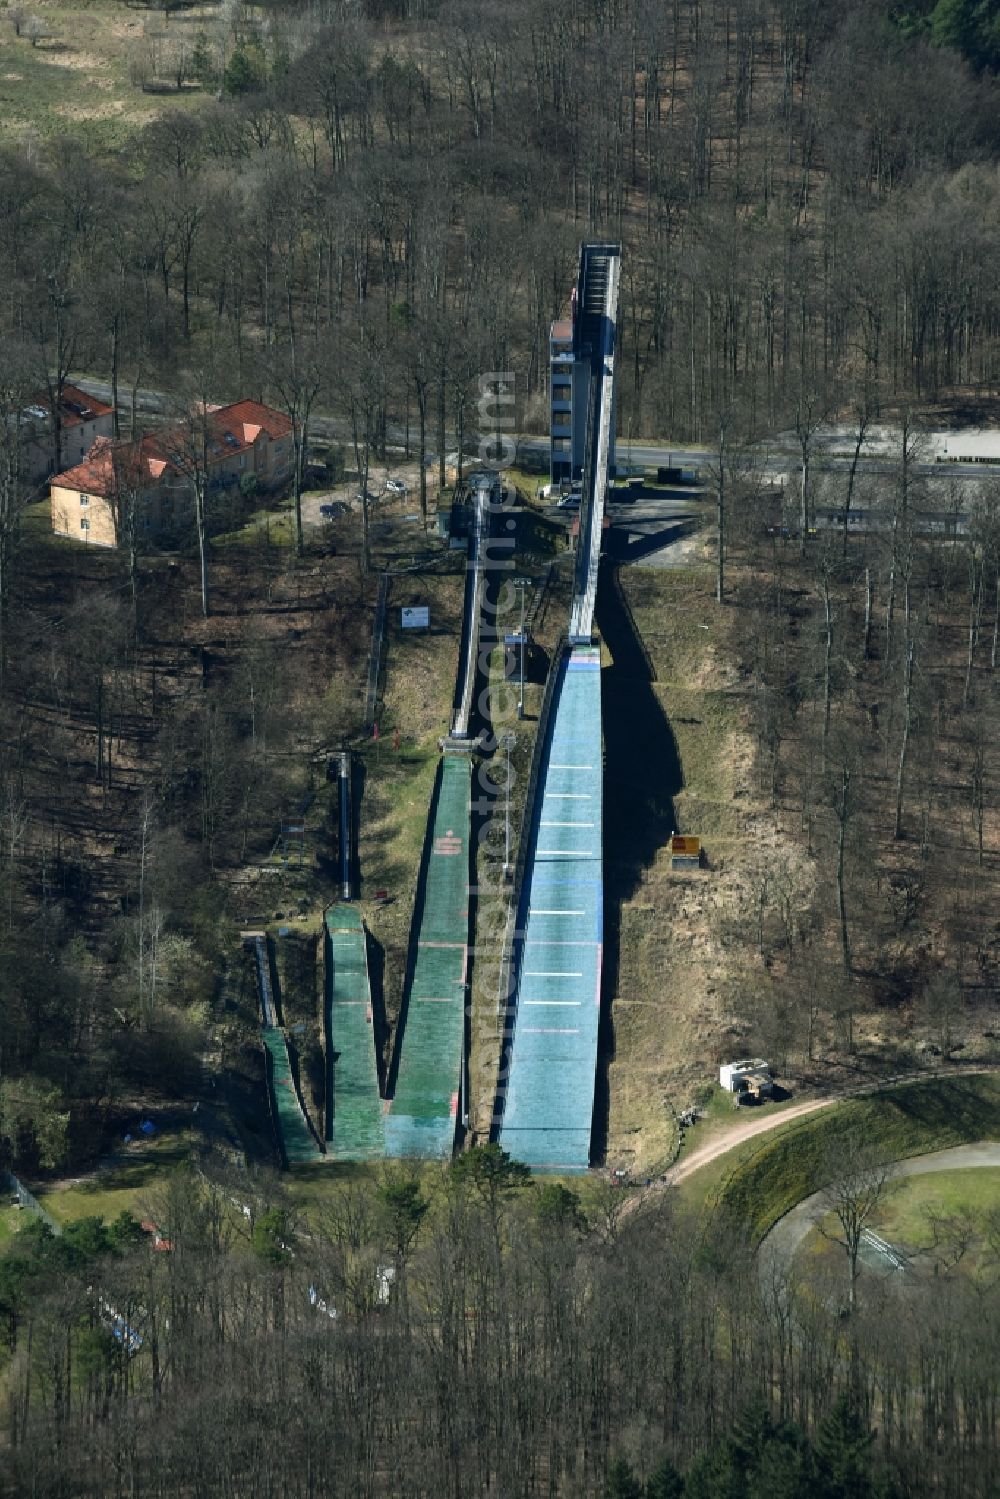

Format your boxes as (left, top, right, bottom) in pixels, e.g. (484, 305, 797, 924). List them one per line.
(719, 1058, 772, 1093)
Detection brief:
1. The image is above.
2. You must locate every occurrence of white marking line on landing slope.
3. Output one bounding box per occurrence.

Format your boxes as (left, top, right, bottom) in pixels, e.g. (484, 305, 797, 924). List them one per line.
(523, 971, 583, 978)
(531, 908, 584, 916)
(540, 820, 594, 828)
(549, 763, 593, 770)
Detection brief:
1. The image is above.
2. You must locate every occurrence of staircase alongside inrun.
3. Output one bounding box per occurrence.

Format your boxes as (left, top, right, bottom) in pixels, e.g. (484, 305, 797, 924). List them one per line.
(579, 251, 610, 355)
(569, 244, 620, 645)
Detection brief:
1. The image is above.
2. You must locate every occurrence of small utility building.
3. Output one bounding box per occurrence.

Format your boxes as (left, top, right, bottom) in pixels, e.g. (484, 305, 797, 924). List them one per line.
(719, 1059, 774, 1101)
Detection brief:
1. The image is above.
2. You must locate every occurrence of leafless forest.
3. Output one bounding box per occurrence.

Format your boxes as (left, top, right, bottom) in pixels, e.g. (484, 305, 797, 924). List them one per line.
(4, 1150, 1000, 1497)
(3, 0, 1000, 1492)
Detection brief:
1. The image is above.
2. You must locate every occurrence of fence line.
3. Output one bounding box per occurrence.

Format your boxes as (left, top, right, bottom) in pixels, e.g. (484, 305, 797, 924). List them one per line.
(2, 1169, 62, 1235)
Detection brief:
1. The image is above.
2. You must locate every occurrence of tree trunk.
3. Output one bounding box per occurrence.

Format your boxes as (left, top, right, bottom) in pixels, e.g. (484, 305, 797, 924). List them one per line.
(822, 571, 833, 773)
(842, 423, 866, 557)
(110, 316, 121, 440)
(837, 764, 852, 974)
(437, 358, 447, 491)
(894, 638, 914, 839)
(716, 465, 725, 603)
(293, 423, 305, 557)
(963, 551, 979, 708)
(417, 382, 427, 528)
(195, 478, 210, 617)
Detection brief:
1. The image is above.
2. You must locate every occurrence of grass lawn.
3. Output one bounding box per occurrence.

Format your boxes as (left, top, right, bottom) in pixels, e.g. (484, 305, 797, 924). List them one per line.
(32, 1132, 194, 1228)
(797, 1168, 1000, 1284)
(286, 1155, 607, 1234)
(213, 500, 296, 548)
(285, 1158, 451, 1223)
(505, 467, 549, 504)
(355, 570, 464, 1027)
(0, 0, 210, 154)
(672, 1089, 826, 1191)
(873, 1166, 1000, 1251)
(697, 1074, 1000, 1242)
(0, 1204, 25, 1245)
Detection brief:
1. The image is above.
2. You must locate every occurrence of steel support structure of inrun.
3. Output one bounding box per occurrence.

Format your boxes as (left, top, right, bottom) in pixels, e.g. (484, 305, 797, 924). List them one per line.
(449, 476, 493, 741)
(337, 751, 353, 901)
(496, 242, 620, 1172)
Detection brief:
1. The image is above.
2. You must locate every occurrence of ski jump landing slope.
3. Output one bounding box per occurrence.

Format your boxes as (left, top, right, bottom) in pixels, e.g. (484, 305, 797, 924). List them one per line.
(497, 646, 603, 1171)
(384, 754, 471, 1159)
(325, 905, 384, 1159)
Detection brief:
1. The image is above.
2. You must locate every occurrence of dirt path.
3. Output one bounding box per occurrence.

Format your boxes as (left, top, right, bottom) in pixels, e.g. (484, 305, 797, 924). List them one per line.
(622, 1064, 1000, 1221)
(668, 1096, 837, 1184)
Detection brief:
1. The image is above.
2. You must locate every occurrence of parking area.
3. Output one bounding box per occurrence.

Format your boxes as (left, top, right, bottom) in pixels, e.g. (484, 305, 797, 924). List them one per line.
(300, 456, 429, 533)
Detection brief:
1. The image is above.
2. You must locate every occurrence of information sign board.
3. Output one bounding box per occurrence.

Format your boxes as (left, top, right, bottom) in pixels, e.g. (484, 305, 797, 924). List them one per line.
(670, 835, 701, 856)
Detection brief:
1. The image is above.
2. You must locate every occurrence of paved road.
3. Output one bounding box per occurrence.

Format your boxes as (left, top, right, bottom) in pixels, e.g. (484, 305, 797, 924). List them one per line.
(71, 376, 1000, 485)
(760, 1142, 1000, 1277)
(520, 436, 1000, 483)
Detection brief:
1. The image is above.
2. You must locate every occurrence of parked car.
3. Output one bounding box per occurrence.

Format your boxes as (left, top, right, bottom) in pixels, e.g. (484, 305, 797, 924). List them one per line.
(558, 490, 582, 509)
(385, 478, 407, 494)
(320, 501, 348, 519)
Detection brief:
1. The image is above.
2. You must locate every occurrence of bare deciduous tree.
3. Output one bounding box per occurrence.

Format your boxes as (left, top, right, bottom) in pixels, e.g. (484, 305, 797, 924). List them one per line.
(816, 1130, 894, 1315)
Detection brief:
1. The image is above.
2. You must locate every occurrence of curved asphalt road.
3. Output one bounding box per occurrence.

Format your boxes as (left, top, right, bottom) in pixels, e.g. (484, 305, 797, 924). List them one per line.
(759, 1142, 1000, 1276)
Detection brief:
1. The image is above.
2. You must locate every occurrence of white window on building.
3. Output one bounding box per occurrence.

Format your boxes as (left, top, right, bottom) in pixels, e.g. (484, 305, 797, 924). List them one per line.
(80, 493, 90, 506)
(80, 518, 90, 531)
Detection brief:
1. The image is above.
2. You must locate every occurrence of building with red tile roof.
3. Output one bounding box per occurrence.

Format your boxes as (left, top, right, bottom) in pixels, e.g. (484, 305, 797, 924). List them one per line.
(22, 383, 116, 486)
(51, 399, 293, 547)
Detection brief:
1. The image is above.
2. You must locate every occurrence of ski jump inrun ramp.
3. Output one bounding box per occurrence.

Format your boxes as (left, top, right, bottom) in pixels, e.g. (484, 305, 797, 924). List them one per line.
(496, 243, 620, 1172)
